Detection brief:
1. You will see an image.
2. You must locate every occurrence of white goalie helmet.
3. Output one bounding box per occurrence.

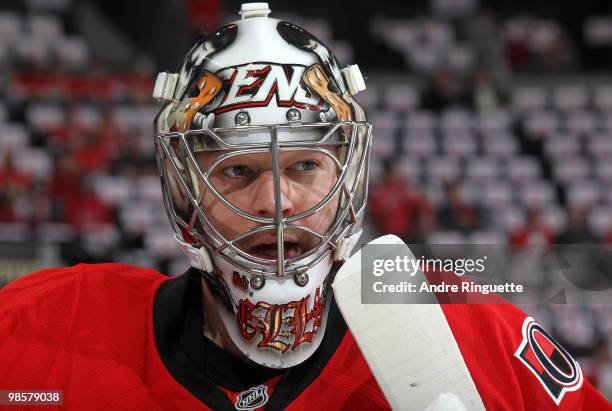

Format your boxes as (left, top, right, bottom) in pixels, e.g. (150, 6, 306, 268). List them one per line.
(153, 2, 371, 368)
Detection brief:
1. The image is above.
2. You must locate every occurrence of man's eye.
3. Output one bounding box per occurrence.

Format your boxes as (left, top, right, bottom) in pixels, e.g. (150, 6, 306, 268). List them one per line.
(222, 165, 252, 178)
(290, 160, 319, 172)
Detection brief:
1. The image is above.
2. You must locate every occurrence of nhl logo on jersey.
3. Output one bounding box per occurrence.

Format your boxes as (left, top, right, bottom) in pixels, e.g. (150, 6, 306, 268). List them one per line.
(235, 385, 269, 410)
(514, 317, 584, 405)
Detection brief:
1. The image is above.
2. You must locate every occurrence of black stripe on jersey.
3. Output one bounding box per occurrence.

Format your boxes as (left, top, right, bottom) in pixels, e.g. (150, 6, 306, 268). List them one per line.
(154, 269, 234, 409)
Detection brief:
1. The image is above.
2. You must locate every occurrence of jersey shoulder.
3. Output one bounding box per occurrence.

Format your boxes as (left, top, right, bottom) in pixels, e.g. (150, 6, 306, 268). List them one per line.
(440, 296, 609, 409)
(0, 263, 167, 322)
(0, 265, 194, 408)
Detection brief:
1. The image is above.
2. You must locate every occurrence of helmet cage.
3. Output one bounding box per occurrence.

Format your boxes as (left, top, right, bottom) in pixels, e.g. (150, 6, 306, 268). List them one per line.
(155, 120, 371, 277)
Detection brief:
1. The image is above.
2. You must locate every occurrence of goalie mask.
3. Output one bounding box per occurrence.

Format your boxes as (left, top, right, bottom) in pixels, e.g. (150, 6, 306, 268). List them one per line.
(153, 2, 371, 368)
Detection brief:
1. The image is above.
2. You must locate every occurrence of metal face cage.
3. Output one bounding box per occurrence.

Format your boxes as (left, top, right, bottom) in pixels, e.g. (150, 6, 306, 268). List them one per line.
(155, 120, 372, 277)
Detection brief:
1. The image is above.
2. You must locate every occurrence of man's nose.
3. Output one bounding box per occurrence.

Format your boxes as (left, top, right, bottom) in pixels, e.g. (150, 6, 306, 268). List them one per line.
(251, 171, 295, 218)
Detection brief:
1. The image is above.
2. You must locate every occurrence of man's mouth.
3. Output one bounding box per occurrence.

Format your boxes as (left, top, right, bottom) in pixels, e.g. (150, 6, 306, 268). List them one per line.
(248, 240, 301, 259)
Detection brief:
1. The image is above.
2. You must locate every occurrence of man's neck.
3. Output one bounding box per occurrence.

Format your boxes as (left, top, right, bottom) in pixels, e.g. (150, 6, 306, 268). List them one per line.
(200, 277, 245, 359)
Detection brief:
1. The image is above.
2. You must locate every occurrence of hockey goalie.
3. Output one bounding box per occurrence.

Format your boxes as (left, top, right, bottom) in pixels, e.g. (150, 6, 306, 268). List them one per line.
(0, 3, 610, 410)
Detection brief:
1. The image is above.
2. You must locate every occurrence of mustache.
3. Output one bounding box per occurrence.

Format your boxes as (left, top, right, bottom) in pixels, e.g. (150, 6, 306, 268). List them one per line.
(235, 227, 321, 252)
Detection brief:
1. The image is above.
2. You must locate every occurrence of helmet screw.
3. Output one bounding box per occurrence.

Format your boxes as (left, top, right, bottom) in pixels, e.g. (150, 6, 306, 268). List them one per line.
(234, 111, 250, 126)
(294, 272, 309, 287)
(286, 108, 301, 122)
(250, 275, 265, 290)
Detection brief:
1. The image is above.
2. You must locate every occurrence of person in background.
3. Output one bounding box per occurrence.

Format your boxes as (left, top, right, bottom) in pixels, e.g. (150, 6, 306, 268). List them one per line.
(558, 207, 595, 244)
(420, 68, 467, 112)
(510, 209, 555, 245)
(369, 161, 435, 243)
(437, 182, 484, 232)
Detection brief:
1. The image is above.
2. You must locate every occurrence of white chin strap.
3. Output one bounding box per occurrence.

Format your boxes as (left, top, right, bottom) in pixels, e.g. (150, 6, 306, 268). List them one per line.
(173, 234, 214, 272)
(333, 230, 363, 262)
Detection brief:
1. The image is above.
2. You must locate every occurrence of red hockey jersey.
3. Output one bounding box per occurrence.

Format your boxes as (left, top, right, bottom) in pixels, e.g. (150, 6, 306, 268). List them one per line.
(0, 263, 609, 410)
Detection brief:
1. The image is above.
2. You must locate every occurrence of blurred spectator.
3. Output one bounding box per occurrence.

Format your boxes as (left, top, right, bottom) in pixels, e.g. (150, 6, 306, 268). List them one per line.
(460, 10, 512, 96)
(540, 31, 576, 72)
(0, 151, 32, 221)
(557, 207, 595, 243)
(504, 17, 577, 73)
(505, 18, 534, 72)
(586, 338, 612, 401)
(60, 227, 116, 265)
(64, 182, 115, 231)
(510, 209, 555, 245)
(49, 153, 82, 216)
(369, 162, 434, 243)
(98, 106, 125, 158)
(466, 65, 506, 112)
(420, 68, 467, 112)
(437, 182, 484, 232)
(69, 130, 113, 172)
